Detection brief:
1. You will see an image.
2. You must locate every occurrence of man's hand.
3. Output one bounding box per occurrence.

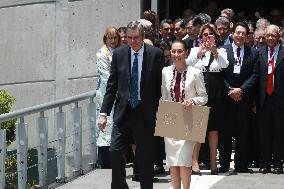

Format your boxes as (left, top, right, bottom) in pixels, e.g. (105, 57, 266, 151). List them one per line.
(228, 88, 243, 101)
(98, 115, 107, 132)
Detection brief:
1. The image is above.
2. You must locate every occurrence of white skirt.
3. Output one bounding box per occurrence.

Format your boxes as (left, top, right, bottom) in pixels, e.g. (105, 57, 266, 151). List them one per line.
(164, 137, 195, 167)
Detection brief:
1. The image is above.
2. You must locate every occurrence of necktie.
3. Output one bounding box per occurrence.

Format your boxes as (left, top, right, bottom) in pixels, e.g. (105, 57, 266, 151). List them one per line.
(174, 73, 182, 102)
(236, 47, 241, 64)
(266, 48, 275, 95)
(129, 53, 139, 108)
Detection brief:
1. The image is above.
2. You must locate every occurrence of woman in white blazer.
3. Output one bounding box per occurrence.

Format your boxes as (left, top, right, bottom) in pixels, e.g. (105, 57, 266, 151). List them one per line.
(161, 40, 208, 189)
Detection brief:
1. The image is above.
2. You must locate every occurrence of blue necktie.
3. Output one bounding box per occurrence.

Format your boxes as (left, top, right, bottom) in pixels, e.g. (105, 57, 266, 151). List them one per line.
(129, 53, 139, 108)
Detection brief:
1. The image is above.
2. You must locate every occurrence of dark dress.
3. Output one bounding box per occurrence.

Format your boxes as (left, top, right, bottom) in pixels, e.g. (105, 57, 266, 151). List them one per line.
(203, 55, 227, 131)
(186, 47, 229, 132)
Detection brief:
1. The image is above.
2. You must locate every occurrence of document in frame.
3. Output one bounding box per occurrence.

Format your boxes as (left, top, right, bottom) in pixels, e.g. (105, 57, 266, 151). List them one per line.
(154, 100, 210, 143)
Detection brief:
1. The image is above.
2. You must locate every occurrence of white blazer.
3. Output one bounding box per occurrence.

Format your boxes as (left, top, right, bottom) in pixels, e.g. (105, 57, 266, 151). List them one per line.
(161, 65, 208, 105)
(185, 47, 229, 72)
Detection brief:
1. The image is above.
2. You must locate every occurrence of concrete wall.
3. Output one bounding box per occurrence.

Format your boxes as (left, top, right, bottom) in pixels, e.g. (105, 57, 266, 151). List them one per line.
(0, 0, 141, 176)
(0, 0, 141, 108)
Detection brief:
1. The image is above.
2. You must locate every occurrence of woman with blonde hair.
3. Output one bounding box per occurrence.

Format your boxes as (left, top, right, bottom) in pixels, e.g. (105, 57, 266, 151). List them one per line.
(95, 26, 120, 168)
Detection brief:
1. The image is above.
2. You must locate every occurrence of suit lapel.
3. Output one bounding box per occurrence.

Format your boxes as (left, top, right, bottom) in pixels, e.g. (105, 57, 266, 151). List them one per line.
(227, 45, 235, 64)
(127, 47, 131, 89)
(140, 44, 149, 98)
(260, 47, 269, 69)
(241, 46, 251, 71)
(275, 45, 284, 69)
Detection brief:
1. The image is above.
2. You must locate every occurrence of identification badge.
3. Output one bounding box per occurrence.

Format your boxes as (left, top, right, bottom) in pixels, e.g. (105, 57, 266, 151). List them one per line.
(268, 65, 272, 74)
(233, 64, 241, 74)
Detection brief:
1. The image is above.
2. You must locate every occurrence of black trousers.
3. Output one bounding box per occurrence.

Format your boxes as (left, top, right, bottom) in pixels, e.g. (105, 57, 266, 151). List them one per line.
(219, 97, 251, 170)
(258, 95, 284, 168)
(247, 111, 259, 166)
(97, 146, 111, 168)
(110, 104, 155, 189)
(154, 136, 165, 167)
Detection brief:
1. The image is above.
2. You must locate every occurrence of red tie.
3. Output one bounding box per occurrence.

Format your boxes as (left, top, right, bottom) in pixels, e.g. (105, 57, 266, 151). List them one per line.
(194, 40, 199, 47)
(174, 73, 182, 102)
(266, 48, 275, 95)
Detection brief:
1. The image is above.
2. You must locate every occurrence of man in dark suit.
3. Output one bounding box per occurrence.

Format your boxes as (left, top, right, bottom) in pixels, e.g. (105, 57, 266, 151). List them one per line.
(215, 16, 233, 46)
(219, 22, 258, 173)
(256, 24, 284, 174)
(98, 21, 164, 189)
(159, 18, 174, 47)
(184, 15, 203, 52)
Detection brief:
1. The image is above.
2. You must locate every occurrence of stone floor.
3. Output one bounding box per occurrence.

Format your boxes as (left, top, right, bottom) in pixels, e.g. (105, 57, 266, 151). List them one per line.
(55, 165, 284, 189)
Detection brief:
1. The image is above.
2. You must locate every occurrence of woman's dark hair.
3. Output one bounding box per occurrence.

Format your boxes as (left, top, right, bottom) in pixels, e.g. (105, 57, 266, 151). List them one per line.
(159, 40, 171, 51)
(198, 23, 220, 41)
(171, 39, 188, 51)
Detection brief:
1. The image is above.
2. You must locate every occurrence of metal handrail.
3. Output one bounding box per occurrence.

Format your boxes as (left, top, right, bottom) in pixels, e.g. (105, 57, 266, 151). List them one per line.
(0, 90, 96, 123)
(0, 90, 98, 189)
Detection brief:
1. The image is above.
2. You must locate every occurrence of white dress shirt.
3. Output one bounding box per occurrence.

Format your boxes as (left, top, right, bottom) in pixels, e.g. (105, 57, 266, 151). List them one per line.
(232, 43, 244, 65)
(268, 44, 280, 65)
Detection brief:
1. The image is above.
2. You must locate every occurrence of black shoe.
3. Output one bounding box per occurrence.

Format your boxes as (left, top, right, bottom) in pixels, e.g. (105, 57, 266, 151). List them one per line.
(131, 175, 159, 182)
(199, 162, 210, 170)
(248, 161, 259, 168)
(217, 167, 229, 173)
(211, 170, 218, 175)
(154, 167, 166, 175)
(192, 170, 202, 176)
(99, 164, 111, 169)
(271, 167, 283, 174)
(259, 167, 271, 174)
(234, 168, 253, 174)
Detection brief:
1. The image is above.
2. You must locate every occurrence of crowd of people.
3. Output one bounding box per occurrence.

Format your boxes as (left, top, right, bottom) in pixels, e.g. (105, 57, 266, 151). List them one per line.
(95, 7, 284, 189)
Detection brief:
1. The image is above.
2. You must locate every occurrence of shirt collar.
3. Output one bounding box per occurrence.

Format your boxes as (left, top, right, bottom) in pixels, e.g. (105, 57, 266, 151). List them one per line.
(268, 44, 280, 52)
(232, 42, 244, 51)
(131, 43, 144, 56)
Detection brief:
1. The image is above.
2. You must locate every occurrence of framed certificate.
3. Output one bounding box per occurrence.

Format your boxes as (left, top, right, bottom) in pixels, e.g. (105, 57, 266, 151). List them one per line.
(155, 100, 210, 143)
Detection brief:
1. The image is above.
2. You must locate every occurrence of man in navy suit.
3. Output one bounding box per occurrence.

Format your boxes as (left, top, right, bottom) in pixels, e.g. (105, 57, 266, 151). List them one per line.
(256, 24, 284, 174)
(98, 21, 164, 189)
(219, 22, 258, 173)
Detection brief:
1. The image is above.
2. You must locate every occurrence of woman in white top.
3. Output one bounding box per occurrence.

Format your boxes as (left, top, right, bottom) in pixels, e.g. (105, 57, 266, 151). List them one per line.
(186, 23, 229, 174)
(162, 40, 208, 189)
(95, 26, 120, 168)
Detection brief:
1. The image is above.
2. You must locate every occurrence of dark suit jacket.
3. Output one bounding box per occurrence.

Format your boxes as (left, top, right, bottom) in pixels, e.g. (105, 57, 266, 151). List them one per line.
(256, 45, 284, 108)
(223, 44, 258, 98)
(183, 38, 194, 52)
(100, 44, 164, 126)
